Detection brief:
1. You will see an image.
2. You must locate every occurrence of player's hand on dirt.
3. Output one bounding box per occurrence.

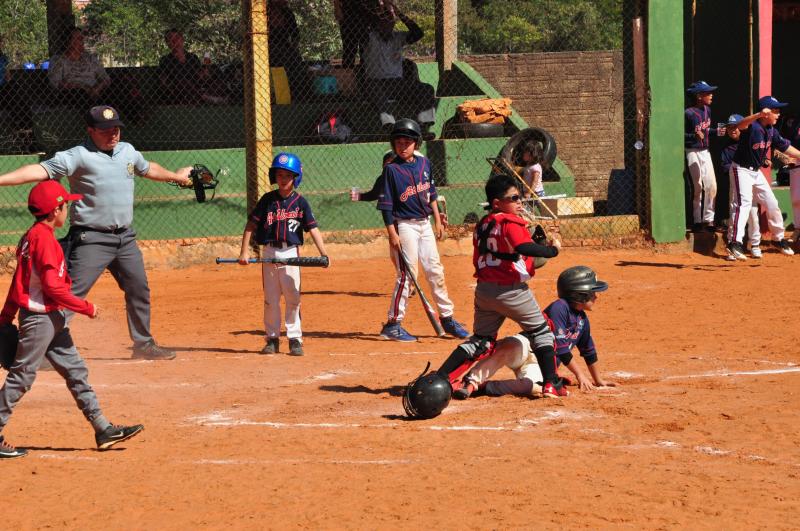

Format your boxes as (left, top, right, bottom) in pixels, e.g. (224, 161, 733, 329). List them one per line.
(175, 167, 193, 186)
(577, 377, 595, 391)
(594, 379, 617, 388)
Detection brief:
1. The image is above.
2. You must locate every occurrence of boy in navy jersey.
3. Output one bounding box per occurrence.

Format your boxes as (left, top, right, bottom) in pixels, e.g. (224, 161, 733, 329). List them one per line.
(452, 266, 615, 398)
(238, 152, 329, 356)
(685, 80, 720, 233)
(726, 96, 800, 259)
(438, 172, 567, 400)
(0, 180, 143, 459)
(376, 118, 468, 342)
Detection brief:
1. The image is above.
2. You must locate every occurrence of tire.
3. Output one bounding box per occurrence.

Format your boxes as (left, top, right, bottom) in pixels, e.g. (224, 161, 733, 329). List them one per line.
(444, 122, 505, 139)
(499, 127, 557, 170)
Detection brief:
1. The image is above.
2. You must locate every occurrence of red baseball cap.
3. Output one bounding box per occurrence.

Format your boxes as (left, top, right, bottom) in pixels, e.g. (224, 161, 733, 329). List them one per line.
(28, 180, 83, 216)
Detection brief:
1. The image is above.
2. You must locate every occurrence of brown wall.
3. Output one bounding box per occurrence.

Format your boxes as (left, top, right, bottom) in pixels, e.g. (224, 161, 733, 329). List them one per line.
(463, 51, 624, 201)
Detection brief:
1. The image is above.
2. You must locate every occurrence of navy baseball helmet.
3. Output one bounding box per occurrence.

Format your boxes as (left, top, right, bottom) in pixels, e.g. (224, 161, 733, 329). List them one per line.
(269, 152, 303, 187)
(390, 118, 422, 142)
(687, 80, 718, 94)
(402, 363, 452, 420)
(557, 265, 608, 304)
(757, 95, 789, 110)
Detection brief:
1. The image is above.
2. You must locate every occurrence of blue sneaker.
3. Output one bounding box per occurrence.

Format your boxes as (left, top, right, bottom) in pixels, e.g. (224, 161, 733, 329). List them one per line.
(440, 316, 470, 339)
(380, 322, 417, 342)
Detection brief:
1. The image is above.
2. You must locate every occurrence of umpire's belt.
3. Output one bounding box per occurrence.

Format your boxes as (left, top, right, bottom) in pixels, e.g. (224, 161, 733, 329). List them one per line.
(72, 226, 128, 235)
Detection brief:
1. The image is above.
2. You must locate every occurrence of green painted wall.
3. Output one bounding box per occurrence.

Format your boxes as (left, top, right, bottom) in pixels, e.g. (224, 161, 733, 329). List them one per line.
(649, 0, 687, 243)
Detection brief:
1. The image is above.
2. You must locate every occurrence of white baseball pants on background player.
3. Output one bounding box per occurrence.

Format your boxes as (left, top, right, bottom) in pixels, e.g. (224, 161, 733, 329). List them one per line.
(728, 164, 785, 244)
(747, 205, 762, 250)
(464, 335, 543, 397)
(686, 148, 717, 224)
(261, 243, 302, 340)
(387, 219, 454, 323)
(790, 167, 800, 238)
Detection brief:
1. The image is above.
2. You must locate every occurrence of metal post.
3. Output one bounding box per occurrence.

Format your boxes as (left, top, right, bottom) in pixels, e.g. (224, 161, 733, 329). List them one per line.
(242, 0, 273, 241)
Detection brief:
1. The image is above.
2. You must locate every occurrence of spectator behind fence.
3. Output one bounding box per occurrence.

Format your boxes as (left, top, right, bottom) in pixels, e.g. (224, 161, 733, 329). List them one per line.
(268, 0, 312, 101)
(158, 29, 226, 105)
(362, 1, 435, 134)
(48, 28, 144, 121)
(334, 0, 380, 69)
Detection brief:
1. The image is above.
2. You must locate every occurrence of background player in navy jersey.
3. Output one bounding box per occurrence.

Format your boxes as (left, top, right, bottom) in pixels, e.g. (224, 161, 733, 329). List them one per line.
(777, 114, 800, 244)
(685, 80, 720, 233)
(449, 266, 614, 399)
(721, 114, 764, 260)
(376, 118, 468, 342)
(726, 96, 800, 259)
(238, 152, 329, 356)
(438, 172, 567, 400)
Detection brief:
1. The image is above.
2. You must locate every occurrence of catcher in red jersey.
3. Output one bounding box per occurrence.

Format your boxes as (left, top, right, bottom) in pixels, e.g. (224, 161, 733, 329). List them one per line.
(436, 172, 567, 399)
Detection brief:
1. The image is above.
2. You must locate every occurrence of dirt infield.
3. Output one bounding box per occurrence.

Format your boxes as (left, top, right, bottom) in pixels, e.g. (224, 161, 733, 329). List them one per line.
(1, 245, 798, 529)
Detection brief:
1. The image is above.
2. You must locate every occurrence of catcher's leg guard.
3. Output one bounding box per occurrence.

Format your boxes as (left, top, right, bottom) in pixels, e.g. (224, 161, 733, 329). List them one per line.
(437, 336, 495, 384)
(520, 323, 558, 385)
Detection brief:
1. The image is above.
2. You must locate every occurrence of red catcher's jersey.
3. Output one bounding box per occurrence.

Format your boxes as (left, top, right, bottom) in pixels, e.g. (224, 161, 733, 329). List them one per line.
(472, 212, 535, 284)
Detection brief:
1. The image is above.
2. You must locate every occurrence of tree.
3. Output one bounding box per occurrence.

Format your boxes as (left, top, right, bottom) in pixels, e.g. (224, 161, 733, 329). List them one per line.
(0, 0, 48, 66)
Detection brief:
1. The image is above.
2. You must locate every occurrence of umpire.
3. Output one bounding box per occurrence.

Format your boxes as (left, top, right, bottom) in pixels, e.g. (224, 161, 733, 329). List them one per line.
(0, 105, 192, 360)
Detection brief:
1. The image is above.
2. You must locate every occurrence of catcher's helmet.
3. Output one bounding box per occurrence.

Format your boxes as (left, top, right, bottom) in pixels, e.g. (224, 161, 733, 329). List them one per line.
(269, 152, 303, 187)
(403, 363, 452, 420)
(557, 265, 608, 304)
(390, 118, 422, 142)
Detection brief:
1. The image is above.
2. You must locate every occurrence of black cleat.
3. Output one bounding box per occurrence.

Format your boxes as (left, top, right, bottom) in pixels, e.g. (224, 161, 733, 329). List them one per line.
(96, 424, 144, 450)
(260, 338, 279, 355)
(0, 436, 27, 459)
(288, 338, 304, 356)
(132, 341, 176, 360)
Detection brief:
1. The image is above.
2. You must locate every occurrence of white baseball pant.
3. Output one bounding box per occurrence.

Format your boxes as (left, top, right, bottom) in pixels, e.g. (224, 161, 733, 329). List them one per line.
(728, 164, 785, 244)
(686, 148, 717, 224)
(261, 243, 302, 340)
(387, 219, 454, 323)
(464, 335, 543, 397)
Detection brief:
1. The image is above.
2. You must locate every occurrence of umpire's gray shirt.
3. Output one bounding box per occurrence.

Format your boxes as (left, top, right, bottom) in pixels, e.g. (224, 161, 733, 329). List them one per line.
(40, 140, 150, 231)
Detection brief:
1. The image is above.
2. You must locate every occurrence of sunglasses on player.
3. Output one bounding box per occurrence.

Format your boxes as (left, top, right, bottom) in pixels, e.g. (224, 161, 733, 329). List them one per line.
(500, 194, 522, 202)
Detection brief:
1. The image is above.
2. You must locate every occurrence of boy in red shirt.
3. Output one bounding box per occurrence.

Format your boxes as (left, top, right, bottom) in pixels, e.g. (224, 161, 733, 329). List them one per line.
(437, 173, 567, 398)
(0, 180, 143, 459)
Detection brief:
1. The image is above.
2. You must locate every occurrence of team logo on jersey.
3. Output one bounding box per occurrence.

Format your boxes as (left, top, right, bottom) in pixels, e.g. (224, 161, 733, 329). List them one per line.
(127, 163, 134, 176)
(399, 181, 431, 202)
(266, 207, 303, 226)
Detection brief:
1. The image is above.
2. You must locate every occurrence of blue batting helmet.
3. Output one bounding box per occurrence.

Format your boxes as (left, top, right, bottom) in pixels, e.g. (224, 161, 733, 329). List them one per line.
(269, 152, 303, 187)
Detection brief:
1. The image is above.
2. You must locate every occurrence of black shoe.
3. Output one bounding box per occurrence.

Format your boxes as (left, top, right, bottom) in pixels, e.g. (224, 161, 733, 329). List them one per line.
(261, 338, 279, 355)
(96, 424, 144, 450)
(132, 341, 176, 360)
(703, 224, 717, 233)
(0, 436, 27, 459)
(776, 239, 795, 256)
(288, 338, 304, 356)
(691, 223, 704, 233)
(453, 381, 475, 400)
(726, 241, 747, 261)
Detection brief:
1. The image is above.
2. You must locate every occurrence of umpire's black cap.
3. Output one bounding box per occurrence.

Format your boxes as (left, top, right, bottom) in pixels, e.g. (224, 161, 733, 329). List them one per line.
(85, 105, 125, 129)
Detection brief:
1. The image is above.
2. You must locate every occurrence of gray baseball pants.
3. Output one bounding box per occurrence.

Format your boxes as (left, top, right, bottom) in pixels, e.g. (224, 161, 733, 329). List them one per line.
(63, 227, 153, 347)
(473, 281, 555, 350)
(0, 309, 109, 434)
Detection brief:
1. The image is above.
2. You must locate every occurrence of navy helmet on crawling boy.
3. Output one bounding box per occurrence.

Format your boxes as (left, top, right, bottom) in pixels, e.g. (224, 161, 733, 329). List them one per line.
(269, 152, 303, 187)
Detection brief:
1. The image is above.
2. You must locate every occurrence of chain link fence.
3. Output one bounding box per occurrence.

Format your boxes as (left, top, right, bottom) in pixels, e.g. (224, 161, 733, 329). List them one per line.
(0, 0, 648, 246)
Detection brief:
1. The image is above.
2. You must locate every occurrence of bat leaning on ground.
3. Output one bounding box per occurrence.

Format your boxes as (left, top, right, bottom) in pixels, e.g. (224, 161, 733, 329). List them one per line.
(215, 256, 330, 267)
(398, 250, 446, 337)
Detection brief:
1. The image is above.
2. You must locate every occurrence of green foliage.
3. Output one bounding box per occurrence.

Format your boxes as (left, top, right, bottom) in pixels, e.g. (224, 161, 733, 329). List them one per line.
(0, 0, 48, 65)
(459, 0, 622, 54)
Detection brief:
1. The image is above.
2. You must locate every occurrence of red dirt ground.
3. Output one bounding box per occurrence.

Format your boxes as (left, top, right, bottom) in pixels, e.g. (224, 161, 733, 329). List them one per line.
(1, 246, 799, 529)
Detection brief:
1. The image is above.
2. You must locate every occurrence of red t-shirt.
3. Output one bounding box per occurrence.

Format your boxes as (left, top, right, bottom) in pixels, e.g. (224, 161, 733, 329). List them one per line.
(0, 222, 94, 325)
(472, 212, 535, 284)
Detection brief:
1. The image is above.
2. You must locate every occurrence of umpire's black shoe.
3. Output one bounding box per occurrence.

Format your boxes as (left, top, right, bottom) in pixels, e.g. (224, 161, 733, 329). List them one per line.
(132, 341, 176, 360)
(0, 436, 27, 459)
(260, 338, 279, 355)
(96, 424, 144, 450)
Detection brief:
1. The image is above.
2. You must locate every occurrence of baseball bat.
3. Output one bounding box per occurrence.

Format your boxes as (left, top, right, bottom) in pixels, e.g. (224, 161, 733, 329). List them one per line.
(398, 250, 446, 337)
(215, 256, 330, 267)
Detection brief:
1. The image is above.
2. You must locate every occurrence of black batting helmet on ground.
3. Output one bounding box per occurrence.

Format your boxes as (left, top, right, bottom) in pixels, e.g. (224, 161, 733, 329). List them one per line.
(403, 363, 452, 419)
(390, 118, 422, 142)
(557, 265, 608, 304)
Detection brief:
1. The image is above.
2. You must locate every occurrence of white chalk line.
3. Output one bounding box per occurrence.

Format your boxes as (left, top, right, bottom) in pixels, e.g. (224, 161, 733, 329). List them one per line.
(37, 453, 100, 461)
(623, 440, 800, 468)
(329, 351, 439, 357)
(194, 458, 414, 466)
(664, 367, 800, 380)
